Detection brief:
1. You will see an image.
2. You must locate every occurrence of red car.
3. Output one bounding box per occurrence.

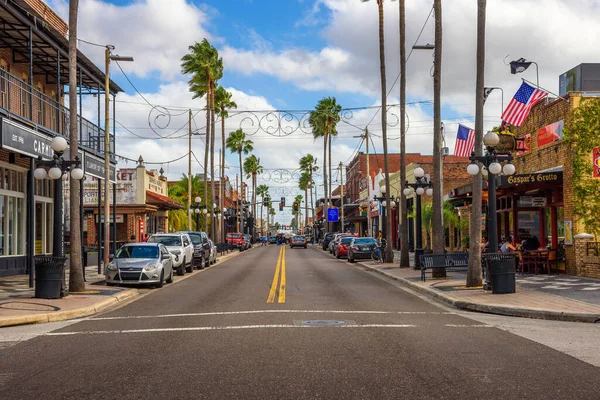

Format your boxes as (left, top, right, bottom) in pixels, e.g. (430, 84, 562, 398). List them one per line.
(227, 233, 245, 251)
(335, 237, 354, 259)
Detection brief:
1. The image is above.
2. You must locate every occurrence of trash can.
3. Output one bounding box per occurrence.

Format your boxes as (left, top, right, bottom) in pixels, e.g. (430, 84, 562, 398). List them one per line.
(34, 256, 68, 299)
(486, 253, 517, 294)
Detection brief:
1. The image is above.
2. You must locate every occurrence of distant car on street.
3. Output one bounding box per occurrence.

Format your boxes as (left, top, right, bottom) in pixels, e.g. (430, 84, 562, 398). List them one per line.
(268, 236, 278, 244)
(335, 237, 354, 259)
(147, 233, 194, 275)
(105, 243, 173, 288)
(322, 232, 339, 250)
(227, 233, 245, 250)
(290, 235, 307, 249)
(346, 237, 378, 263)
(178, 231, 210, 269)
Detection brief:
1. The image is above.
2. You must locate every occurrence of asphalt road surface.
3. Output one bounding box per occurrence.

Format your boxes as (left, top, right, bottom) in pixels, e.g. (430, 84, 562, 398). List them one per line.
(0, 244, 598, 399)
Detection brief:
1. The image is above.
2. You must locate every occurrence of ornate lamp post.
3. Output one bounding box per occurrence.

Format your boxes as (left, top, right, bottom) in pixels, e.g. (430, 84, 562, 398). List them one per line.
(466, 131, 516, 255)
(403, 167, 433, 270)
(34, 136, 85, 257)
(372, 185, 397, 242)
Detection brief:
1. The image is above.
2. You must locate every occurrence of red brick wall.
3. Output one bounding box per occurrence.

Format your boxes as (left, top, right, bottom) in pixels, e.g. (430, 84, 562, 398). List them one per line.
(23, 0, 68, 36)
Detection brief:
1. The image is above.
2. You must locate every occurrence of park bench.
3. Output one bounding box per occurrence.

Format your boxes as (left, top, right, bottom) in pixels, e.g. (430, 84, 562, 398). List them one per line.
(420, 252, 469, 282)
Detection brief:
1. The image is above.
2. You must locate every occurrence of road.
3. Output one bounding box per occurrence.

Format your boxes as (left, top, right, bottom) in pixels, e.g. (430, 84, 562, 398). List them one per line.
(0, 244, 598, 399)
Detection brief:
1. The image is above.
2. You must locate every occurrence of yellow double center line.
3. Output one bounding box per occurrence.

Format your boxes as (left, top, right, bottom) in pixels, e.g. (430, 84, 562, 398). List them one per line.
(267, 245, 286, 303)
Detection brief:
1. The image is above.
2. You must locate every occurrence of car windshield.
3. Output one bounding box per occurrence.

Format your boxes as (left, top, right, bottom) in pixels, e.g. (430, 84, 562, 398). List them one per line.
(353, 238, 376, 244)
(293, 236, 304, 240)
(115, 246, 159, 259)
(228, 234, 241, 239)
(340, 237, 353, 243)
(148, 236, 182, 246)
(187, 234, 202, 245)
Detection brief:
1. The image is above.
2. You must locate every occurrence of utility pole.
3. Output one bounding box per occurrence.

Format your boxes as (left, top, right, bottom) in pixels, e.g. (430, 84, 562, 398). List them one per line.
(339, 161, 345, 232)
(188, 109, 193, 230)
(236, 174, 240, 232)
(103, 48, 132, 267)
(366, 128, 371, 237)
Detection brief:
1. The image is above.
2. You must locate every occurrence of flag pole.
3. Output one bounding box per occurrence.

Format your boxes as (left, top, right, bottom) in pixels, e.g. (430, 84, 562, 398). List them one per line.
(521, 78, 569, 103)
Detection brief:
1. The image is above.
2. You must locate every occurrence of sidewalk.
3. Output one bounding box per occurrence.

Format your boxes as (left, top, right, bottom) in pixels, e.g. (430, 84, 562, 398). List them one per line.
(0, 249, 244, 328)
(358, 253, 600, 323)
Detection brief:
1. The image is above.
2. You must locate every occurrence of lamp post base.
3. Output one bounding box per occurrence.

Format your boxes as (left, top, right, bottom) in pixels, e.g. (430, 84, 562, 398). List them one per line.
(413, 247, 424, 270)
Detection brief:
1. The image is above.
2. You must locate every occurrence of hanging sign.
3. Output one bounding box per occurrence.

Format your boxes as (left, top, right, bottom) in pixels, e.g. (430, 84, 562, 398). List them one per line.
(327, 207, 339, 222)
(594, 147, 600, 179)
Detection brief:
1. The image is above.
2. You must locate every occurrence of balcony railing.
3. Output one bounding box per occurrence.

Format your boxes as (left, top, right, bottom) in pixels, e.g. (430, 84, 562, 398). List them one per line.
(0, 69, 114, 157)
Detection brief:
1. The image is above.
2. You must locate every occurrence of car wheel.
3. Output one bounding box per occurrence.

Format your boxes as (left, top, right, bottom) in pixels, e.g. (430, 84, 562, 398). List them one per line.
(156, 270, 164, 288)
(336, 252, 340, 259)
(304, 245, 307, 249)
(199, 257, 205, 270)
(185, 257, 193, 273)
(348, 257, 355, 263)
(177, 261, 185, 276)
(166, 268, 173, 283)
(205, 257, 210, 268)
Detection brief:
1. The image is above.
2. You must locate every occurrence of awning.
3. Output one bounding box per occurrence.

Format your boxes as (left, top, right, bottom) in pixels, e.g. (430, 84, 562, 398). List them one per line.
(146, 191, 183, 210)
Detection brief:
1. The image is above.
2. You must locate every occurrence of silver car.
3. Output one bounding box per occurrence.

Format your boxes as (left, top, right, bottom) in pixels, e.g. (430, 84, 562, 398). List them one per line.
(106, 243, 174, 288)
(208, 239, 217, 264)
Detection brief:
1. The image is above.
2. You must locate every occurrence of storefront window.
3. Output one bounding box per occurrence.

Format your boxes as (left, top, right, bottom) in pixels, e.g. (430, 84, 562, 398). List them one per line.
(545, 206, 564, 246)
(518, 211, 539, 242)
(0, 195, 4, 255)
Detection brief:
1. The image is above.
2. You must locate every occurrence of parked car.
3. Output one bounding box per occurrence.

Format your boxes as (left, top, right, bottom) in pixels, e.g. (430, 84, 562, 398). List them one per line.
(105, 243, 173, 288)
(227, 233, 245, 250)
(208, 239, 217, 264)
(347, 237, 378, 263)
(322, 232, 339, 250)
(147, 233, 194, 275)
(243, 234, 252, 250)
(290, 235, 307, 249)
(334, 237, 354, 259)
(268, 235, 278, 244)
(329, 234, 351, 254)
(178, 231, 210, 269)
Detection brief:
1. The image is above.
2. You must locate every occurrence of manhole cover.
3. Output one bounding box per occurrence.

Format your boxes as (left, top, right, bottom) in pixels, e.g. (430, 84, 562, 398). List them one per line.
(294, 320, 355, 326)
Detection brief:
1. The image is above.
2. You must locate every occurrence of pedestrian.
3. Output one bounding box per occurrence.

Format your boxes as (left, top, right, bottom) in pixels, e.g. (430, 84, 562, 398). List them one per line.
(142, 233, 150, 242)
(129, 234, 136, 243)
(500, 237, 516, 253)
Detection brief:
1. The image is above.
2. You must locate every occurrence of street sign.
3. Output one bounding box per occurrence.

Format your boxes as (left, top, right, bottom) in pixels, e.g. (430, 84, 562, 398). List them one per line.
(327, 207, 339, 222)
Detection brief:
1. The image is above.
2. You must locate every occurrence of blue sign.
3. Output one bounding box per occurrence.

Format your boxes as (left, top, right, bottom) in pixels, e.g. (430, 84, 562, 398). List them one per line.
(327, 207, 339, 222)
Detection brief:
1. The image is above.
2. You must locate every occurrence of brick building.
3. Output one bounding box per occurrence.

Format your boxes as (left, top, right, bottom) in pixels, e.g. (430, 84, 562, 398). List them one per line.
(0, 0, 120, 277)
(449, 88, 600, 278)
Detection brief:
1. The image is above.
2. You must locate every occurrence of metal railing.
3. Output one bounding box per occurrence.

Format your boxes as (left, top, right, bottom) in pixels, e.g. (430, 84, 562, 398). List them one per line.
(586, 242, 600, 257)
(0, 70, 114, 156)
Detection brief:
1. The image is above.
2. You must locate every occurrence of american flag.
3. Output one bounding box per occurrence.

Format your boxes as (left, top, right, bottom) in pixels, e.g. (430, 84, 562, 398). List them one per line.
(501, 82, 548, 126)
(454, 124, 475, 158)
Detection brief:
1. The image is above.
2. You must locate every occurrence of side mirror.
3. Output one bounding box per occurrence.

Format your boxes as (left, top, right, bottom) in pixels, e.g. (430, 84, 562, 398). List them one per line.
(162, 254, 171, 260)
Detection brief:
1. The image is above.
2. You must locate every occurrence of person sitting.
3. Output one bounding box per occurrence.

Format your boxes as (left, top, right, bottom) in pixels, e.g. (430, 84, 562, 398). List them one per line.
(500, 237, 516, 253)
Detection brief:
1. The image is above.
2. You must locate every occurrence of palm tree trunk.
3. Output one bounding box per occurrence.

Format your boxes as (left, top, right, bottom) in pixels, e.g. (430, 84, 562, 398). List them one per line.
(309, 166, 314, 228)
(204, 75, 210, 230)
(239, 150, 243, 234)
(323, 134, 328, 232)
(221, 112, 226, 242)
(304, 187, 308, 231)
(399, 0, 409, 268)
(467, 0, 486, 287)
(68, 0, 84, 292)
(328, 132, 332, 232)
(260, 194, 264, 236)
(210, 82, 216, 240)
(252, 173, 257, 236)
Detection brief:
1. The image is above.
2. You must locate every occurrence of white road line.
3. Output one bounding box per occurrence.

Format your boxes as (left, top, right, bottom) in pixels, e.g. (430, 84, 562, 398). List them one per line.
(46, 324, 418, 336)
(91, 310, 454, 321)
(445, 324, 494, 328)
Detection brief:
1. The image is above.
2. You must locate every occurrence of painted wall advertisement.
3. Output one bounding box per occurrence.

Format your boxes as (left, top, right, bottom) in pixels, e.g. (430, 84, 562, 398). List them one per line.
(536, 120, 564, 147)
(82, 168, 138, 206)
(593, 147, 600, 179)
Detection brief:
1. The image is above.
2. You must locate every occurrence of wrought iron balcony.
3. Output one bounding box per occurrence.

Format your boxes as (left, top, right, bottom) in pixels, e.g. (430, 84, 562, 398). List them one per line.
(0, 69, 114, 158)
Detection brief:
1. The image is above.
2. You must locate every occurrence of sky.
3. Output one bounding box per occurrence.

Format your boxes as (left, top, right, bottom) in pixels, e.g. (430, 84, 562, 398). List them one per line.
(48, 0, 600, 223)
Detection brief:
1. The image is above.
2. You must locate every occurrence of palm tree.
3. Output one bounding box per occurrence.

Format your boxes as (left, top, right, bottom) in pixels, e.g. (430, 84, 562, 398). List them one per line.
(362, 0, 393, 262)
(299, 172, 311, 231)
(210, 71, 223, 241)
(244, 155, 263, 235)
(181, 39, 222, 231)
(169, 174, 208, 231)
(468, 0, 487, 287)
(299, 154, 318, 233)
(256, 184, 269, 235)
(309, 98, 341, 232)
(215, 86, 237, 240)
(226, 129, 254, 233)
(293, 194, 303, 230)
(68, 0, 84, 292)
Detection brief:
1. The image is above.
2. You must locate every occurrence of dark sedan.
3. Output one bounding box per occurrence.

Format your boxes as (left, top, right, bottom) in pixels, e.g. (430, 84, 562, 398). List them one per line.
(290, 235, 307, 249)
(268, 236, 278, 244)
(347, 237, 378, 263)
(321, 232, 339, 250)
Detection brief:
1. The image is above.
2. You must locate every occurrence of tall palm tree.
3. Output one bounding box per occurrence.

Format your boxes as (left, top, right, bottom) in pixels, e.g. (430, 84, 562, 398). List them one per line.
(293, 194, 303, 229)
(362, 0, 393, 262)
(244, 154, 263, 235)
(299, 154, 318, 227)
(226, 129, 254, 233)
(467, 0, 487, 287)
(256, 184, 269, 235)
(181, 39, 222, 231)
(68, 0, 84, 292)
(299, 172, 311, 231)
(215, 86, 237, 240)
(209, 71, 223, 241)
(309, 98, 342, 232)
(399, 0, 410, 268)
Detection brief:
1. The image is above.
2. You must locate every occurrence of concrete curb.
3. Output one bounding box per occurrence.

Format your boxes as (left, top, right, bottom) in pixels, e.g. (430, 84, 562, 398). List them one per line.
(0, 289, 139, 328)
(357, 261, 600, 324)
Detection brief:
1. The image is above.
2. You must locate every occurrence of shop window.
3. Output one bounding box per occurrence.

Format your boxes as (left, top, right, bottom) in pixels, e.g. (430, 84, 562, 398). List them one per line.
(0, 165, 26, 257)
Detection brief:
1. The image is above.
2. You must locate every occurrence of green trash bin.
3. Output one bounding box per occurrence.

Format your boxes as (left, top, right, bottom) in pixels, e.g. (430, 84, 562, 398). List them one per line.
(487, 253, 517, 294)
(34, 256, 68, 299)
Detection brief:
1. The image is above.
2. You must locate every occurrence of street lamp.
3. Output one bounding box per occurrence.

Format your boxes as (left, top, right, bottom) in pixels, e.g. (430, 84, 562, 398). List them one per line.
(466, 130, 516, 256)
(509, 57, 539, 87)
(403, 167, 433, 270)
(34, 136, 84, 257)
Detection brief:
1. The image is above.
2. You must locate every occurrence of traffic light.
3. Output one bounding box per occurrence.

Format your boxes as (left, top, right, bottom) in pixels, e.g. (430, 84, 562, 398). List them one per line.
(279, 202, 283, 211)
(293, 202, 299, 212)
(281, 197, 286, 206)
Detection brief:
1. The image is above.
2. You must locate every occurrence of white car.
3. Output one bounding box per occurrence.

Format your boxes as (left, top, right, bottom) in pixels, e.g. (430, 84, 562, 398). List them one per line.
(208, 239, 217, 265)
(148, 233, 194, 276)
